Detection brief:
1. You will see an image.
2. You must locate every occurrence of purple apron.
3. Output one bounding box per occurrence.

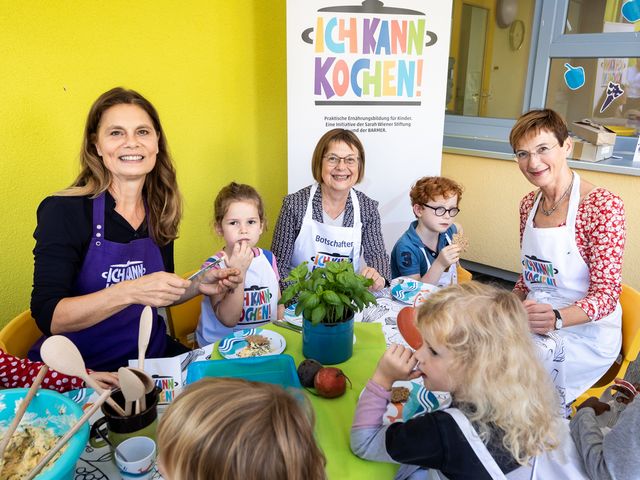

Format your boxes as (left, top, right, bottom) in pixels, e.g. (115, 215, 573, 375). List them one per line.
(30, 193, 167, 371)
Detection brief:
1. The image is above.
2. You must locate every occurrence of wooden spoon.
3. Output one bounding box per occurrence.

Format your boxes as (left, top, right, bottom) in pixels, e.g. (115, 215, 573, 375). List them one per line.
(118, 367, 145, 416)
(127, 367, 154, 413)
(40, 336, 126, 416)
(397, 307, 423, 349)
(0, 365, 49, 470)
(138, 305, 153, 371)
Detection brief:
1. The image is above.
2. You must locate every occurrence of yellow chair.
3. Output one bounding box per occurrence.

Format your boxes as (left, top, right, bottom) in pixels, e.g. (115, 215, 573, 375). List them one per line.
(457, 265, 473, 283)
(574, 284, 640, 407)
(166, 271, 202, 349)
(0, 310, 43, 358)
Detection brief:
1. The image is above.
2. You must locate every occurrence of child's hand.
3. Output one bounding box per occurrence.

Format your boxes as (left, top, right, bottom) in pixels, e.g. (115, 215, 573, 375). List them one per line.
(436, 244, 462, 268)
(226, 241, 254, 274)
(372, 344, 420, 390)
(89, 371, 119, 390)
(199, 267, 242, 296)
(576, 397, 611, 415)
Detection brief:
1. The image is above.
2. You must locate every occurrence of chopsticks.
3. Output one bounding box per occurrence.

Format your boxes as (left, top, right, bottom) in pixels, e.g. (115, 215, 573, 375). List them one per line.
(24, 389, 111, 480)
(272, 320, 302, 334)
(0, 365, 49, 471)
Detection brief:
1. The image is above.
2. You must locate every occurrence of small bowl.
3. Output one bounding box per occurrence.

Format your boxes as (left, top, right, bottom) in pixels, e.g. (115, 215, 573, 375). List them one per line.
(0, 388, 88, 479)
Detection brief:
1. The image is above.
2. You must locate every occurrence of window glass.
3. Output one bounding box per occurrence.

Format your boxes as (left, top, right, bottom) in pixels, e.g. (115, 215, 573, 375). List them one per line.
(564, 0, 640, 34)
(545, 57, 640, 137)
(446, 0, 535, 119)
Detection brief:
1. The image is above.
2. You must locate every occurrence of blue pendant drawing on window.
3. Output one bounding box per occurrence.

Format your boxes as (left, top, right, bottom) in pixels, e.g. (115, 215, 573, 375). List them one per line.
(564, 63, 585, 90)
(621, 0, 640, 23)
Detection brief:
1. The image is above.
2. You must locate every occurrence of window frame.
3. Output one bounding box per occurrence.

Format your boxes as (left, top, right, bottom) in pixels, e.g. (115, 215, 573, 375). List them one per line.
(444, 0, 640, 160)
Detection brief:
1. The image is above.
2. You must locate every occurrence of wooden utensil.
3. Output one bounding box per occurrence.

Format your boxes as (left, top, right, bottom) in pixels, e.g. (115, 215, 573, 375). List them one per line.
(118, 367, 145, 416)
(40, 336, 126, 416)
(397, 307, 423, 349)
(0, 365, 49, 470)
(127, 367, 154, 413)
(24, 389, 111, 480)
(138, 305, 153, 371)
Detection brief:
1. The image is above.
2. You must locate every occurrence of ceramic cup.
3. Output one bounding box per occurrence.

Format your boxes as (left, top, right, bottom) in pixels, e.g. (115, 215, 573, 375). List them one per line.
(90, 386, 161, 449)
(115, 436, 156, 480)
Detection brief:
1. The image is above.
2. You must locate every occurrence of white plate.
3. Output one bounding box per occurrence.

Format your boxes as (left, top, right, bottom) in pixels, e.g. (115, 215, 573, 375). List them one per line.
(284, 304, 303, 328)
(217, 328, 286, 359)
(391, 279, 437, 305)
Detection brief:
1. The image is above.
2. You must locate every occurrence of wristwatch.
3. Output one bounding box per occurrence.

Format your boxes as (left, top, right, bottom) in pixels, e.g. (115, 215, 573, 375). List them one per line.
(553, 309, 563, 330)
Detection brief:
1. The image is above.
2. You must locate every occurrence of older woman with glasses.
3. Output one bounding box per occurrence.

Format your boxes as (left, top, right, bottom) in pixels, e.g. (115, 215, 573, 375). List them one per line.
(272, 129, 390, 291)
(510, 109, 626, 403)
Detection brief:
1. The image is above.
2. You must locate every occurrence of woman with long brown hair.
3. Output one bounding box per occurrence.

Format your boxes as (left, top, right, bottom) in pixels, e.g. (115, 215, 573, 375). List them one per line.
(29, 87, 240, 370)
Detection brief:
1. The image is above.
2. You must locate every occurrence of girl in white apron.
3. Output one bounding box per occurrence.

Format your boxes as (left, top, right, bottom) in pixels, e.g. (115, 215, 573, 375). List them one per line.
(521, 172, 622, 403)
(196, 183, 281, 346)
(351, 282, 577, 480)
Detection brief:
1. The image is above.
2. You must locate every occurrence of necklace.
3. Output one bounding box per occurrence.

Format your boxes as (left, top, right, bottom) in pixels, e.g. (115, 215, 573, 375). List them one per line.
(540, 173, 574, 216)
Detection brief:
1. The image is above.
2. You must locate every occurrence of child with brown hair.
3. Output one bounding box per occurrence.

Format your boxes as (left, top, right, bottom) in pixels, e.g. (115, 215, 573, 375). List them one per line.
(351, 282, 587, 479)
(196, 182, 283, 346)
(390, 176, 464, 286)
(157, 377, 326, 480)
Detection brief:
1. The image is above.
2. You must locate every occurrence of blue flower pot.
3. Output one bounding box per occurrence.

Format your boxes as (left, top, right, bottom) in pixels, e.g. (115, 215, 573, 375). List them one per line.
(302, 315, 354, 365)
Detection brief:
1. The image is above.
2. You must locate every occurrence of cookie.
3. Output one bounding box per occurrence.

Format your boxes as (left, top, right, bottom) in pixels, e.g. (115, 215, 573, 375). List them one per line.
(452, 232, 469, 252)
(391, 386, 410, 403)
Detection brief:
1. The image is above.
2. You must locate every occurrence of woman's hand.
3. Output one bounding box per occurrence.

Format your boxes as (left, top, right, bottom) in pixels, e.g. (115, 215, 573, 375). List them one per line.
(129, 272, 190, 307)
(225, 241, 254, 275)
(360, 266, 385, 291)
(523, 300, 555, 334)
(199, 267, 242, 296)
(89, 371, 120, 390)
(372, 344, 420, 390)
(435, 244, 462, 269)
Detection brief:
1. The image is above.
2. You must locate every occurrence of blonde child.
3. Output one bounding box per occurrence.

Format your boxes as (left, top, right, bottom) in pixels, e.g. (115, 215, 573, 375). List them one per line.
(351, 282, 571, 479)
(391, 177, 464, 286)
(196, 182, 283, 346)
(157, 377, 326, 480)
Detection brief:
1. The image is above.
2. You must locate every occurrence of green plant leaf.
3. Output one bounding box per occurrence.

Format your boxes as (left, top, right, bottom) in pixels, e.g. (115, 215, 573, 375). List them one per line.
(335, 303, 344, 320)
(279, 288, 295, 305)
(295, 302, 305, 317)
(303, 293, 320, 310)
(311, 304, 327, 324)
(338, 293, 352, 307)
(326, 262, 342, 273)
(322, 290, 341, 305)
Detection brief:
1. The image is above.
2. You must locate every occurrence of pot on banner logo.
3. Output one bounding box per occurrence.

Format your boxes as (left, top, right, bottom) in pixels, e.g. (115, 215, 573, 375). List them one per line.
(241, 285, 272, 323)
(101, 260, 146, 287)
(522, 255, 558, 287)
(311, 251, 351, 269)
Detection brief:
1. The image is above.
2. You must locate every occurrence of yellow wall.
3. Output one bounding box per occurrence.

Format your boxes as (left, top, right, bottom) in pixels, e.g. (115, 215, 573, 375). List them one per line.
(0, 1, 287, 326)
(442, 153, 639, 289)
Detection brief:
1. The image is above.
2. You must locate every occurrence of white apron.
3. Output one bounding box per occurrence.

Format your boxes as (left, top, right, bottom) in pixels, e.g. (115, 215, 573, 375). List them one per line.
(196, 249, 279, 346)
(424, 408, 589, 480)
(421, 232, 458, 287)
(521, 172, 622, 402)
(291, 183, 362, 272)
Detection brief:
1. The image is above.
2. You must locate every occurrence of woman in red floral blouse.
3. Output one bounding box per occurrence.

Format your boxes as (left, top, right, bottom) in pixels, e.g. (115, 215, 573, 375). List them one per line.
(510, 109, 625, 402)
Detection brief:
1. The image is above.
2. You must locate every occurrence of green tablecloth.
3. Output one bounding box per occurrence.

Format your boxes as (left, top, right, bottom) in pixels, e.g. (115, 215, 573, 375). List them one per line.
(212, 322, 398, 480)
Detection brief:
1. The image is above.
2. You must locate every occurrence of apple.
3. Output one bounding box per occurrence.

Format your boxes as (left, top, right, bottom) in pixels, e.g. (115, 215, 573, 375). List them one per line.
(297, 359, 323, 388)
(314, 367, 351, 398)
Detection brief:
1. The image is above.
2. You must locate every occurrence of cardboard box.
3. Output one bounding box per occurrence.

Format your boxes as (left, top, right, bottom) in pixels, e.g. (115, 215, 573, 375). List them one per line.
(569, 137, 614, 162)
(571, 119, 617, 145)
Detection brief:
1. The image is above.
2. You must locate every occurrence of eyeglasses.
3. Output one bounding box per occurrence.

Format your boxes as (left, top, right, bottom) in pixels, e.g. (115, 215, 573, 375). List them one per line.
(422, 204, 460, 217)
(323, 154, 359, 167)
(514, 143, 559, 162)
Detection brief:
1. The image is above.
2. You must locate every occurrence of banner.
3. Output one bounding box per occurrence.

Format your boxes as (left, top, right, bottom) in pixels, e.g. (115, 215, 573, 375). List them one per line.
(287, 0, 453, 252)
